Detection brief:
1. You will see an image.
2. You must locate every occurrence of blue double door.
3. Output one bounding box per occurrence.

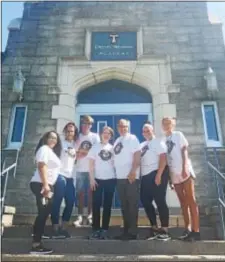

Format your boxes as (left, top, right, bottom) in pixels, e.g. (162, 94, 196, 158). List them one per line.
(90, 115, 148, 143)
(80, 114, 148, 208)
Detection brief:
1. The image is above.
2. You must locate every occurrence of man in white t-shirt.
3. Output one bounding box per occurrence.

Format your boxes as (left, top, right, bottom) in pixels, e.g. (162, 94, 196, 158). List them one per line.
(162, 117, 200, 241)
(74, 115, 100, 227)
(113, 119, 141, 240)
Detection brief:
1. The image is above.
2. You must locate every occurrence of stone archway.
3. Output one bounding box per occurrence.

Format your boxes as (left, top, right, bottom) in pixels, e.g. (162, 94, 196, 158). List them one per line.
(51, 59, 178, 137)
(51, 57, 180, 207)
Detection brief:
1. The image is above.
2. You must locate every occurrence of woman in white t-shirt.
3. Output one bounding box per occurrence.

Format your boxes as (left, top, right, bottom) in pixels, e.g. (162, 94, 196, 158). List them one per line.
(162, 117, 200, 241)
(140, 123, 170, 241)
(30, 131, 61, 255)
(87, 126, 116, 240)
(51, 122, 78, 239)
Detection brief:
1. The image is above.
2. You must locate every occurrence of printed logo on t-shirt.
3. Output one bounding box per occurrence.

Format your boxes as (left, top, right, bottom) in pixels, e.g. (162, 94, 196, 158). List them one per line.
(114, 142, 123, 155)
(141, 144, 149, 157)
(166, 139, 175, 154)
(79, 140, 92, 151)
(98, 150, 112, 161)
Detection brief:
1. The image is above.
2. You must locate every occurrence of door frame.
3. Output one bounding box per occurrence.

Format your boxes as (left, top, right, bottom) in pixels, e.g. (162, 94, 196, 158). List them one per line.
(75, 103, 153, 125)
(75, 103, 180, 208)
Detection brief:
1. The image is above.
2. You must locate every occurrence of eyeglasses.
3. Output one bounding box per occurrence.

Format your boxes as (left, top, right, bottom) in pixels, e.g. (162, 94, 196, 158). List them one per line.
(102, 132, 111, 135)
(142, 130, 150, 133)
(81, 122, 92, 126)
(117, 125, 128, 128)
(48, 136, 57, 140)
(66, 130, 75, 133)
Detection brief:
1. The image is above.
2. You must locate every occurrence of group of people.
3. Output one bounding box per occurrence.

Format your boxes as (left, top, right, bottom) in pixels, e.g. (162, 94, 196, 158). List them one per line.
(29, 115, 200, 254)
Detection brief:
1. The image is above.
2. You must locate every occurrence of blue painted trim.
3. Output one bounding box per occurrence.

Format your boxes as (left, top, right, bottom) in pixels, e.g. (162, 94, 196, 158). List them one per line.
(78, 80, 152, 104)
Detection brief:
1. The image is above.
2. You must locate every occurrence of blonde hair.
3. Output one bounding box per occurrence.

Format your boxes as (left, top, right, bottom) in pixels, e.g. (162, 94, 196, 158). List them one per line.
(162, 117, 176, 124)
(81, 115, 94, 124)
(117, 119, 129, 126)
(143, 123, 153, 130)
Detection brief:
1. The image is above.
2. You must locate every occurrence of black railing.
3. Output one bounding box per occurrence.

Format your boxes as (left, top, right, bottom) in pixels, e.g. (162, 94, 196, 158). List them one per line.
(207, 161, 225, 240)
(0, 149, 20, 217)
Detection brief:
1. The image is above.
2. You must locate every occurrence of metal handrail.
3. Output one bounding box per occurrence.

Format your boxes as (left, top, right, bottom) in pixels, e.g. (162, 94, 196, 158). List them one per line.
(1, 163, 17, 213)
(207, 161, 225, 240)
(208, 161, 225, 180)
(1, 148, 20, 216)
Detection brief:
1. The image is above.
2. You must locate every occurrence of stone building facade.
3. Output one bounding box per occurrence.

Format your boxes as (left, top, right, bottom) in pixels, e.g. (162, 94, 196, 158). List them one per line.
(1, 1, 225, 214)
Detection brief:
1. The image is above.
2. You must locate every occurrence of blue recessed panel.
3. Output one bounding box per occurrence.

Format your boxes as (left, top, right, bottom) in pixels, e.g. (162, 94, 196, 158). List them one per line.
(204, 105, 219, 141)
(91, 32, 137, 61)
(11, 107, 26, 143)
(78, 80, 152, 104)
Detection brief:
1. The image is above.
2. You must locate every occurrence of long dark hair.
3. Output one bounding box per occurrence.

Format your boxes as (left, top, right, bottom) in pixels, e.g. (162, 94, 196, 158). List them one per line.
(35, 131, 62, 158)
(63, 122, 79, 142)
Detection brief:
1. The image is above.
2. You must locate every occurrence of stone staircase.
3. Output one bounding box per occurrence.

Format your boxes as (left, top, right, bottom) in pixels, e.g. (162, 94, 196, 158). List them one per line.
(2, 212, 225, 261)
(1, 147, 225, 261)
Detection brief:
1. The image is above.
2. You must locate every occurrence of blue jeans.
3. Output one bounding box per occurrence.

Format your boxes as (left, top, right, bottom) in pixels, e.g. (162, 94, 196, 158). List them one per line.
(76, 172, 90, 193)
(51, 175, 76, 225)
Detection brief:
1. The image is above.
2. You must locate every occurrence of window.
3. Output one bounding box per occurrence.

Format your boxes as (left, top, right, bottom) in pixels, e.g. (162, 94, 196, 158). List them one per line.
(7, 105, 28, 149)
(201, 102, 222, 147)
(97, 121, 107, 134)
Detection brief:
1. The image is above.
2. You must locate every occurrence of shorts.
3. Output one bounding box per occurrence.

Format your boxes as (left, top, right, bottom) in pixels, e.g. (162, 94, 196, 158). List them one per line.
(76, 172, 90, 193)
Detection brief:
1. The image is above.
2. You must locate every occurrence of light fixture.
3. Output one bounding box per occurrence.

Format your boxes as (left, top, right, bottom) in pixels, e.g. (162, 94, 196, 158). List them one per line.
(13, 66, 25, 102)
(204, 63, 218, 99)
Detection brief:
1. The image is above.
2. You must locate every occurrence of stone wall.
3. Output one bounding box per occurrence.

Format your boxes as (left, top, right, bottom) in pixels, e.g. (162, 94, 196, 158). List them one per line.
(2, 1, 225, 213)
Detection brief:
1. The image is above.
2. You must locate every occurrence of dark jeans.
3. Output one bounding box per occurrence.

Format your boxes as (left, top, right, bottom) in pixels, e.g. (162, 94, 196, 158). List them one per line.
(92, 178, 116, 231)
(30, 182, 53, 243)
(117, 179, 139, 236)
(51, 174, 76, 225)
(140, 166, 169, 228)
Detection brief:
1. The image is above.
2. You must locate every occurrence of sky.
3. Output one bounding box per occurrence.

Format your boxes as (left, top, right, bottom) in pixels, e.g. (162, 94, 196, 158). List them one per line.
(1, 1, 225, 51)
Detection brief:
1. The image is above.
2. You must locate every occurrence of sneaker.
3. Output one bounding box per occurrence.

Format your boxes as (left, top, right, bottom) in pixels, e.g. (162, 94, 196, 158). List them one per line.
(178, 229, 191, 240)
(73, 215, 83, 227)
(31, 233, 51, 239)
(87, 214, 92, 226)
(99, 229, 109, 240)
(59, 228, 71, 239)
(183, 231, 201, 242)
(156, 229, 171, 241)
(88, 230, 101, 240)
(114, 233, 127, 240)
(147, 228, 159, 240)
(115, 233, 137, 241)
(30, 244, 53, 255)
(51, 229, 66, 239)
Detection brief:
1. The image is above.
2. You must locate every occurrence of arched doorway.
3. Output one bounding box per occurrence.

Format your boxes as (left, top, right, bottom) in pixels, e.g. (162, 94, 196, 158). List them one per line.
(76, 79, 153, 143)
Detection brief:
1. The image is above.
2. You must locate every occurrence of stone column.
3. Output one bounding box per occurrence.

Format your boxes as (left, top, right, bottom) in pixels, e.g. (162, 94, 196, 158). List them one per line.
(51, 93, 76, 135)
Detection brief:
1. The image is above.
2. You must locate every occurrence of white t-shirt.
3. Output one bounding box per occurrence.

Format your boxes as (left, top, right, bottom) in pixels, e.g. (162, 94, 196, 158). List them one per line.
(31, 145, 61, 185)
(87, 142, 116, 180)
(164, 131, 195, 184)
(113, 133, 140, 179)
(76, 132, 100, 172)
(140, 138, 167, 176)
(60, 139, 76, 178)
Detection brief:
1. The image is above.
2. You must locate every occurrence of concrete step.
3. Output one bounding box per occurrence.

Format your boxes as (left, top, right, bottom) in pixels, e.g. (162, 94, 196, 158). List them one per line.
(3, 205, 16, 214)
(2, 214, 14, 227)
(2, 254, 225, 261)
(2, 225, 217, 240)
(2, 238, 225, 256)
(11, 213, 212, 227)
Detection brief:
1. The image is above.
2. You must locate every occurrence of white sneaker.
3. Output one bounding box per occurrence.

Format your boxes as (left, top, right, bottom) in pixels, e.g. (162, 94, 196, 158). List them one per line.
(87, 214, 92, 225)
(73, 215, 83, 227)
